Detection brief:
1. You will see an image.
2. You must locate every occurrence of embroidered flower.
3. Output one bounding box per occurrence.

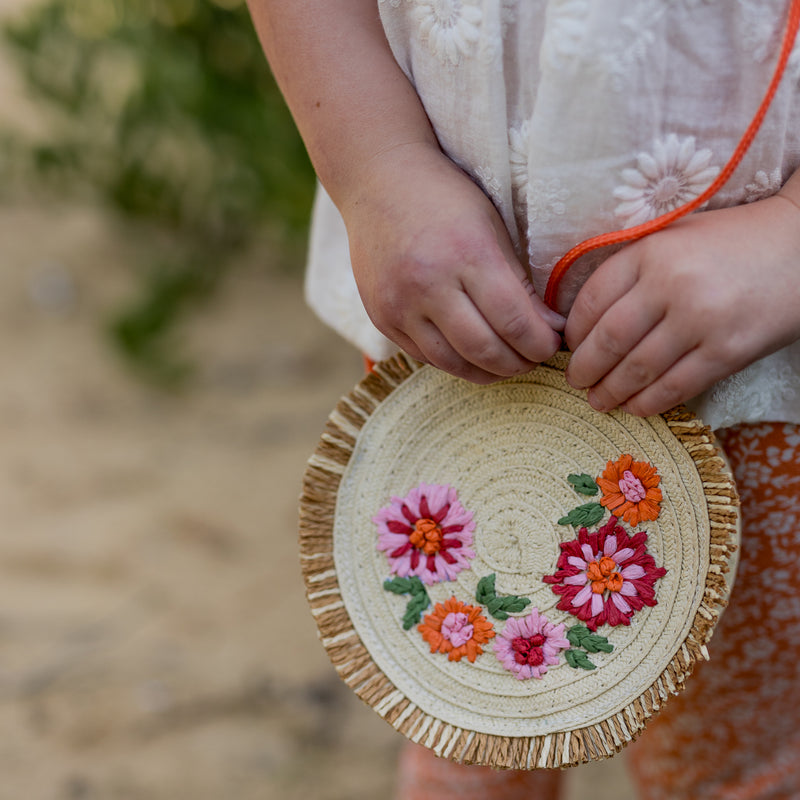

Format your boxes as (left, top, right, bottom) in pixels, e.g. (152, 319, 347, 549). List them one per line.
(744, 168, 783, 203)
(412, 0, 483, 66)
(493, 609, 570, 680)
(418, 597, 495, 662)
(597, 454, 662, 527)
(543, 516, 667, 630)
(508, 120, 530, 202)
(473, 165, 503, 207)
(499, 0, 518, 35)
(374, 483, 476, 585)
(539, 0, 589, 73)
(528, 178, 570, 223)
(613, 135, 719, 228)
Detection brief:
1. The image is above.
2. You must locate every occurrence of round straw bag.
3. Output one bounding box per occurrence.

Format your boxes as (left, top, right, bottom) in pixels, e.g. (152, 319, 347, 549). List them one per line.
(299, 351, 739, 769)
(298, 1, 800, 768)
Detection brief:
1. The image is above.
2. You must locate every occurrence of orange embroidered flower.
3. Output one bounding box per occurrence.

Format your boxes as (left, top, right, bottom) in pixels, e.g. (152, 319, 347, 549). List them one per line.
(418, 597, 495, 663)
(597, 454, 662, 527)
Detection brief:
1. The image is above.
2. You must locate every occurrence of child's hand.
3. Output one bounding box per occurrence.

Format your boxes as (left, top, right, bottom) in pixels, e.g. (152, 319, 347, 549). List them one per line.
(342, 143, 564, 384)
(564, 191, 800, 416)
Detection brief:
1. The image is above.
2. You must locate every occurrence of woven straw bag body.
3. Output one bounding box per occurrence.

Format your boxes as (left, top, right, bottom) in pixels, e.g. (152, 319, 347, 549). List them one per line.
(299, 352, 738, 769)
(294, 0, 800, 764)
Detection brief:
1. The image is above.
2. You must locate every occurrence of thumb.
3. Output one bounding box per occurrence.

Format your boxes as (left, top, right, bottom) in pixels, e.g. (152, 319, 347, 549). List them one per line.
(491, 215, 567, 332)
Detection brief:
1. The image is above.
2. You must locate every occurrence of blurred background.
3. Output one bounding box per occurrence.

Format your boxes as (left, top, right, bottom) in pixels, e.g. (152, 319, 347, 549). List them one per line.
(0, 1, 632, 797)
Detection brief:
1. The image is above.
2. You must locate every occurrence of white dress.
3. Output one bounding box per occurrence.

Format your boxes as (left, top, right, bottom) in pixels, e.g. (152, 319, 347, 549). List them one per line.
(305, 0, 800, 430)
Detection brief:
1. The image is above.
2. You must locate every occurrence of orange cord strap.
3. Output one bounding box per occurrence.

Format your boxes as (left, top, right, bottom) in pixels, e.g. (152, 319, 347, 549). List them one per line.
(543, 0, 800, 311)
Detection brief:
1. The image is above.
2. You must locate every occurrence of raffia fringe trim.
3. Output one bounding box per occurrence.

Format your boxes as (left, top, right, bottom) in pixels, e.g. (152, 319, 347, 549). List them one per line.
(298, 353, 739, 770)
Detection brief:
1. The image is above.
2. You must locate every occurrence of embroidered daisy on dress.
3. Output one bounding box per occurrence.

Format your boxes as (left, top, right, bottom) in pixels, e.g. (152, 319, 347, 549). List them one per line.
(539, 0, 589, 73)
(744, 168, 783, 203)
(418, 597, 495, 662)
(613, 135, 719, 228)
(543, 516, 667, 630)
(499, 0, 518, 34)
(473, 166, 503, 208)
(374, 483, 476, 585)
(528, 178, 570, 223)
(412, 0, 483, 66)
(494, 609, 570, 680)
(508, 120, 530, 203)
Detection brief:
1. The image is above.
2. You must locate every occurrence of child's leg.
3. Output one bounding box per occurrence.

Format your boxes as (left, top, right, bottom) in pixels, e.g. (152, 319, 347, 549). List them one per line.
(395, 743, 563, 800)
(628, 422, 800, 800)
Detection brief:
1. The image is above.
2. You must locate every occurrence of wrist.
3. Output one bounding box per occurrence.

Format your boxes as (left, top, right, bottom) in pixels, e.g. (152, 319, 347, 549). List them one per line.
(333, 139, 449, 219)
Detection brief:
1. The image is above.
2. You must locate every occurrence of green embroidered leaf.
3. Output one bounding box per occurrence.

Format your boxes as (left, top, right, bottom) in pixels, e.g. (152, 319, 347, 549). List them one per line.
(582, 634, 614, 654)
(384, 576, 430, 629)
(567, 473, 599, 496)
(558, 502, 605, 528)
(384, 577, 414, 594)
(475, 574, 497, 605)
(502, 598, 531, 614)
(475, 573, 532, 620)
(487, 597, 505, 617)
(566, 624, 588, 648)
(567, 624, 614, 653)
(402, 593, 431, 630)
(565, 648, 596, 670)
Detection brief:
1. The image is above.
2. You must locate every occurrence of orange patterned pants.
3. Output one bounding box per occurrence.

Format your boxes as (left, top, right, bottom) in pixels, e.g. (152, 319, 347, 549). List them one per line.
(395, 423, 800, 800)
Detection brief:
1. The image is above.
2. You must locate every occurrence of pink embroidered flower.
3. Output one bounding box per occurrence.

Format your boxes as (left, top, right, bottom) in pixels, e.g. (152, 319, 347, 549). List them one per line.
(597, 454, 662, 527)
(493, 609, 570, 680)
(418, 597, 495, 662)
(543, 517, 667, 631)
(374, 483, 476, 585)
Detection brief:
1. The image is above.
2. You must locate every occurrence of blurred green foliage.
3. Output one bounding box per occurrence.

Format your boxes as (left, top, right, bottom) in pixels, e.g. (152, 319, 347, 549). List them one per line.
(3, 0, 316, 383)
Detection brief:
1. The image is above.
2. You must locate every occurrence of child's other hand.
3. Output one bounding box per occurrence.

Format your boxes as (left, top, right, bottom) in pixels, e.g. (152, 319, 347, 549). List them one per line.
(564, 193, 800, 416)
(341, 143, 564, 384)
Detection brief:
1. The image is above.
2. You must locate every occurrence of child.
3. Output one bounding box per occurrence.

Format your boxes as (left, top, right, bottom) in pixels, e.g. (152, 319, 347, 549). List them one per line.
(248, 2, 800, 797)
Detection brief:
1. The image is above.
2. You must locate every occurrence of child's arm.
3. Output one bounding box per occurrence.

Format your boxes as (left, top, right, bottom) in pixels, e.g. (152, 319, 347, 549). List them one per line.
(564, 169, 800, 416)
(247, 1, 563, 383)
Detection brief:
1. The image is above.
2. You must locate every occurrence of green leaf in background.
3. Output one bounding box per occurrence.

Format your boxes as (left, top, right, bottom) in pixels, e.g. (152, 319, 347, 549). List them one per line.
(3, 0, 316, 383)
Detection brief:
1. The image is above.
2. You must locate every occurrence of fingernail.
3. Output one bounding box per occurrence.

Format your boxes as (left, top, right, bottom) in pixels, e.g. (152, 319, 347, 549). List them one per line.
(587, 390, 610, 413)
(565, 370, 585, 390)
(543, 308, 567, 330)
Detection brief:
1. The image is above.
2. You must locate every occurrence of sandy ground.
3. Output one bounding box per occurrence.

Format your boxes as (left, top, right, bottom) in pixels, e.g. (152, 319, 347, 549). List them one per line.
(0, 202, 638, 800)
(0, 1, 638, 796)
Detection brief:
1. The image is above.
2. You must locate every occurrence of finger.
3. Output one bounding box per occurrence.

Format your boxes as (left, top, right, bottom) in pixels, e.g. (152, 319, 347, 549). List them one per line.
(619, 347, 725, 417)
(390, 333, 428, 365)
(522, 276, 567, 332)
(489, 219, 568, 335)
(432, 289, 546, 376)
(583, 320, 697, 412)
(566, 291, 666, 392)
(408, 318, 511, 384)
(461, 266, 563, 365)
(564, 246, 643, 349)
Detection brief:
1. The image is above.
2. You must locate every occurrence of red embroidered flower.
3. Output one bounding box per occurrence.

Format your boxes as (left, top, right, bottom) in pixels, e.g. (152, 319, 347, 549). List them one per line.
(374, 483, 476, 585)
(418, 597, 495, 662)
(493, 609, 570, 680)
(597, 454, 662, 527)
(543, 516, 667, 631)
